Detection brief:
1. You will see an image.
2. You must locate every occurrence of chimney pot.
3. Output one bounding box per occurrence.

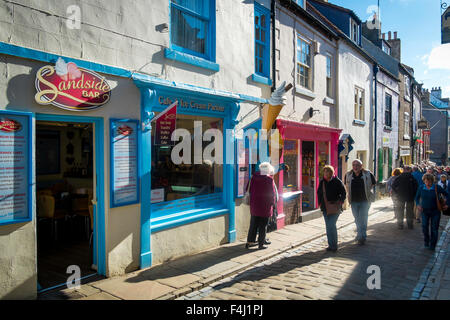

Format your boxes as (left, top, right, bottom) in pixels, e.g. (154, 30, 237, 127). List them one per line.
(382, 33, 385, 39)
(394, 31, 397, 39)
(388, 31, 392, 40)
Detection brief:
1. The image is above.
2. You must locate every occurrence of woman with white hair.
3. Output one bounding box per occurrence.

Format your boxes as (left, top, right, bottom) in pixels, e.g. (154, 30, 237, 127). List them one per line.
(245, 162, 277, 250)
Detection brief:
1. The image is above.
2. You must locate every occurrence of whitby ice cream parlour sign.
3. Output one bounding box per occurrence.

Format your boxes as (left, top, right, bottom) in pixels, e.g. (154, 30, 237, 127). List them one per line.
(35, 57, 111, 111)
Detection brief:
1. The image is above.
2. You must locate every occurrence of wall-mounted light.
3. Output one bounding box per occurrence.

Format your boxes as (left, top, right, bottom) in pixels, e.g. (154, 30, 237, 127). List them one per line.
(308, 107, 320, 118)
(155, 23, 169, 33)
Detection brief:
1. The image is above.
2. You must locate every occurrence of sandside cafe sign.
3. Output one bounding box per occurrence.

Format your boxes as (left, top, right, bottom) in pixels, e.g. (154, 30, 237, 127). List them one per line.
(35, 57, 111, 111)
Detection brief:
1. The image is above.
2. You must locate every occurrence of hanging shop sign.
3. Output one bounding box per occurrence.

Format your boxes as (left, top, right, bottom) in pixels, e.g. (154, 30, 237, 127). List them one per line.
(0, 111, 32, 226)
(110, 119, 139, 208)
(35, 57, 111, 111)
(153, 101, 178, 146)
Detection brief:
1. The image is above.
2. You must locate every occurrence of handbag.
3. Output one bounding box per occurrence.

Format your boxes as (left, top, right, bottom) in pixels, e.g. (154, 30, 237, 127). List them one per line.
(435, 185, 445, 212)
(323, 182, 341, 215)
(243, 177, 252, 205)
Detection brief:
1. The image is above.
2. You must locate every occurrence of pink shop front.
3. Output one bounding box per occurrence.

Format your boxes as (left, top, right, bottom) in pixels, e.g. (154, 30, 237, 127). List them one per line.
(275, 119, 341, 229)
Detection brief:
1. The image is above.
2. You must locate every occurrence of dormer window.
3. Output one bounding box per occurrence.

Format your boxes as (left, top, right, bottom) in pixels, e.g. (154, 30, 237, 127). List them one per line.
(382, 42, 391, 55)
(351, 19, 359, 43)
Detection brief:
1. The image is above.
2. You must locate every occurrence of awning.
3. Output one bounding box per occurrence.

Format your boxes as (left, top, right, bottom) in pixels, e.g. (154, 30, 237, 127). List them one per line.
(338, 134, 355, 161)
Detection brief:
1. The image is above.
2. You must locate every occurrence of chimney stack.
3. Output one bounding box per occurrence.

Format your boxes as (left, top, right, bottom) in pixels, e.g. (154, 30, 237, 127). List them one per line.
(388, 31, 392, 40)
(394, 31, 397, 39)
(382, 33, 385, 40)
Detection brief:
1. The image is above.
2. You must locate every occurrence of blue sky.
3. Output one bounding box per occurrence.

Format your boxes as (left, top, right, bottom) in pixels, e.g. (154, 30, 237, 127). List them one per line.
(331, 0, 450, 98)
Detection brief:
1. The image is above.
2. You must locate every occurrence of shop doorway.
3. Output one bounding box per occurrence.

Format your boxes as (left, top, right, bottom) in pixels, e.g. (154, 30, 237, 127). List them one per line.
(36, 120, 97, 291)
(301, 141, 315, 212)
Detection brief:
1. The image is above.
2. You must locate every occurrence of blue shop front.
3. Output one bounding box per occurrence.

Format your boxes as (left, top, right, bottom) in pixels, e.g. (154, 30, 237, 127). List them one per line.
(133, 75, 243, 267)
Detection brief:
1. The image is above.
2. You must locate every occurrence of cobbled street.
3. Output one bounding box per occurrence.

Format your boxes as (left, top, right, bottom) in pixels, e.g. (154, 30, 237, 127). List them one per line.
(181, 206, 448, 300)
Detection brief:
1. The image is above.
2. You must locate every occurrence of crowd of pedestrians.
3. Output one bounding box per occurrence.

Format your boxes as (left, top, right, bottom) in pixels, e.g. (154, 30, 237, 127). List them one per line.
(244, 160, 449, 253)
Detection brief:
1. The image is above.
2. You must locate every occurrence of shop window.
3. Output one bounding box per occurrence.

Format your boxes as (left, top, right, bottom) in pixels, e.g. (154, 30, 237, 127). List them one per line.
(297, 36, 312, 90)
(283, 140, 298, 191)
(354, 86, 365, 121)
(151, 114, 223, 203)
(318, 141, 330, 179)
(254, 3, 270, 79)
(170, 0, 214, 61)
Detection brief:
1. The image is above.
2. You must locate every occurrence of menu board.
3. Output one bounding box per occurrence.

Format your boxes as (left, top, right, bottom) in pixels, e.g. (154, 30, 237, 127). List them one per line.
(0, 112, 32, 225)
(110, 119, 139, 207)
(236, 139, 249, 198)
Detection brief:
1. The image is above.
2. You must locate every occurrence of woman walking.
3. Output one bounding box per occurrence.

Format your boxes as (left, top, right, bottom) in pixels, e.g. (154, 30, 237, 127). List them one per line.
(317, 165, 347, 252)
(245, 162, 277, 250)
(415, 173, 447, 250)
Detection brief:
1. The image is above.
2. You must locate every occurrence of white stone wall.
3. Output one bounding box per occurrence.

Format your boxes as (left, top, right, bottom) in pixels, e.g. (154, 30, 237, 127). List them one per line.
(376, 71, 399, 179)
(276, 5, 338, 128)
(337, 40, 374, 172)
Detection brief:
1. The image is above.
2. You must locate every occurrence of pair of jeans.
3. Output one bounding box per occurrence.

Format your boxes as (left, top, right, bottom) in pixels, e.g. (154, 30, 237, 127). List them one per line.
(421, 209, 441, 248)
(351, 201, 370, 241)
(323, 211, 340, 250)
(396, 201, 415, 228)
(247, 216, 269, 246)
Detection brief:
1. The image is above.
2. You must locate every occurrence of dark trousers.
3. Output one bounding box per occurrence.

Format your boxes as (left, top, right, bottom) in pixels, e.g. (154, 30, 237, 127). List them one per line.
(421, 210, 441, 249)
(247, 216, 269, 245)
(395, 200, 415, 227)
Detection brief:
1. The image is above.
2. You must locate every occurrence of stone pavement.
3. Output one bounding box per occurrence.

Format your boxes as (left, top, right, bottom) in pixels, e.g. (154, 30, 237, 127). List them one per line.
(179, 206, 449, 300)
(37, 198, 448, 300)
(415, 217, 450, 300)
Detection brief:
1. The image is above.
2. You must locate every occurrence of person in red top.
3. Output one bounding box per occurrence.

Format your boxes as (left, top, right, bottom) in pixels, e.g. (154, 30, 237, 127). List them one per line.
(245, 162, 277, 250)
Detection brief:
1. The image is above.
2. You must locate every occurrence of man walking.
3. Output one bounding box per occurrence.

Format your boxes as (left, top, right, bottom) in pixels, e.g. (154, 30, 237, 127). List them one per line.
(392, 165, 419, 229)
(344, 159, 376, 245)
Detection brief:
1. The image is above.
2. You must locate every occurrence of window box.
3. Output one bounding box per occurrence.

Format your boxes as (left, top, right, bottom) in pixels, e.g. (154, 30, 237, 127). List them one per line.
(252, 73, 272, 86)
(324, 97, 334, 105)
(165, 48, 219, 72)
(295, 85, 316, 99)
(353, 119, 366, 126)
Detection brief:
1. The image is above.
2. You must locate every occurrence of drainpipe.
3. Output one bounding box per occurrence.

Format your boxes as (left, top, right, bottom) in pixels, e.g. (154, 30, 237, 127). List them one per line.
(271, 0, 277, 93)
(373, 64, 379, 178)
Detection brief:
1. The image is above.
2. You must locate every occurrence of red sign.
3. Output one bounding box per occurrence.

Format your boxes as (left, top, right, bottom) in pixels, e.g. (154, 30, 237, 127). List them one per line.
(153, 101, 178, 146)
(118, 124, 133, 136)
(35, 57, 111, 111)
(0, 118, 22, 132)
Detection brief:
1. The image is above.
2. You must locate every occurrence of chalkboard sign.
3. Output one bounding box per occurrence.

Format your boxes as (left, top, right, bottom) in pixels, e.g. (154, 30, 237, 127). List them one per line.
(110, 119, 140, 208)
(0, 111, 32, 226)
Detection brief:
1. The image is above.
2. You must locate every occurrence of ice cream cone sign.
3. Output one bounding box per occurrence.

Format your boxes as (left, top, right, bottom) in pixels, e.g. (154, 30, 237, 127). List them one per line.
(261, 82, 292, 167)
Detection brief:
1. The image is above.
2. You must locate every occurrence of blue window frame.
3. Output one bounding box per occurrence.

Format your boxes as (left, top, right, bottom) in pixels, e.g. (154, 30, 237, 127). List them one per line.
(170, 0, 215, 61)
(254, 3, 270, 78)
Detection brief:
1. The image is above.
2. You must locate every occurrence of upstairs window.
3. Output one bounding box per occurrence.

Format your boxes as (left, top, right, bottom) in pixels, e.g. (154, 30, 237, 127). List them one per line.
(354, 87, 365, 121)
(405, 76, 411, 99)
(350, 19, 359, 43)
(254, 3, 270, 78)
(385, 93, 392, 127)
(170, 0, 214, 60)
(326, 55, 332, 98)
(297, 36, 312, 89)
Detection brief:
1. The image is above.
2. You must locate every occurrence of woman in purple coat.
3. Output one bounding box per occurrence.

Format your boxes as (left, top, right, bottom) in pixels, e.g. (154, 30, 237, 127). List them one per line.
(245, 162, 277, 250)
